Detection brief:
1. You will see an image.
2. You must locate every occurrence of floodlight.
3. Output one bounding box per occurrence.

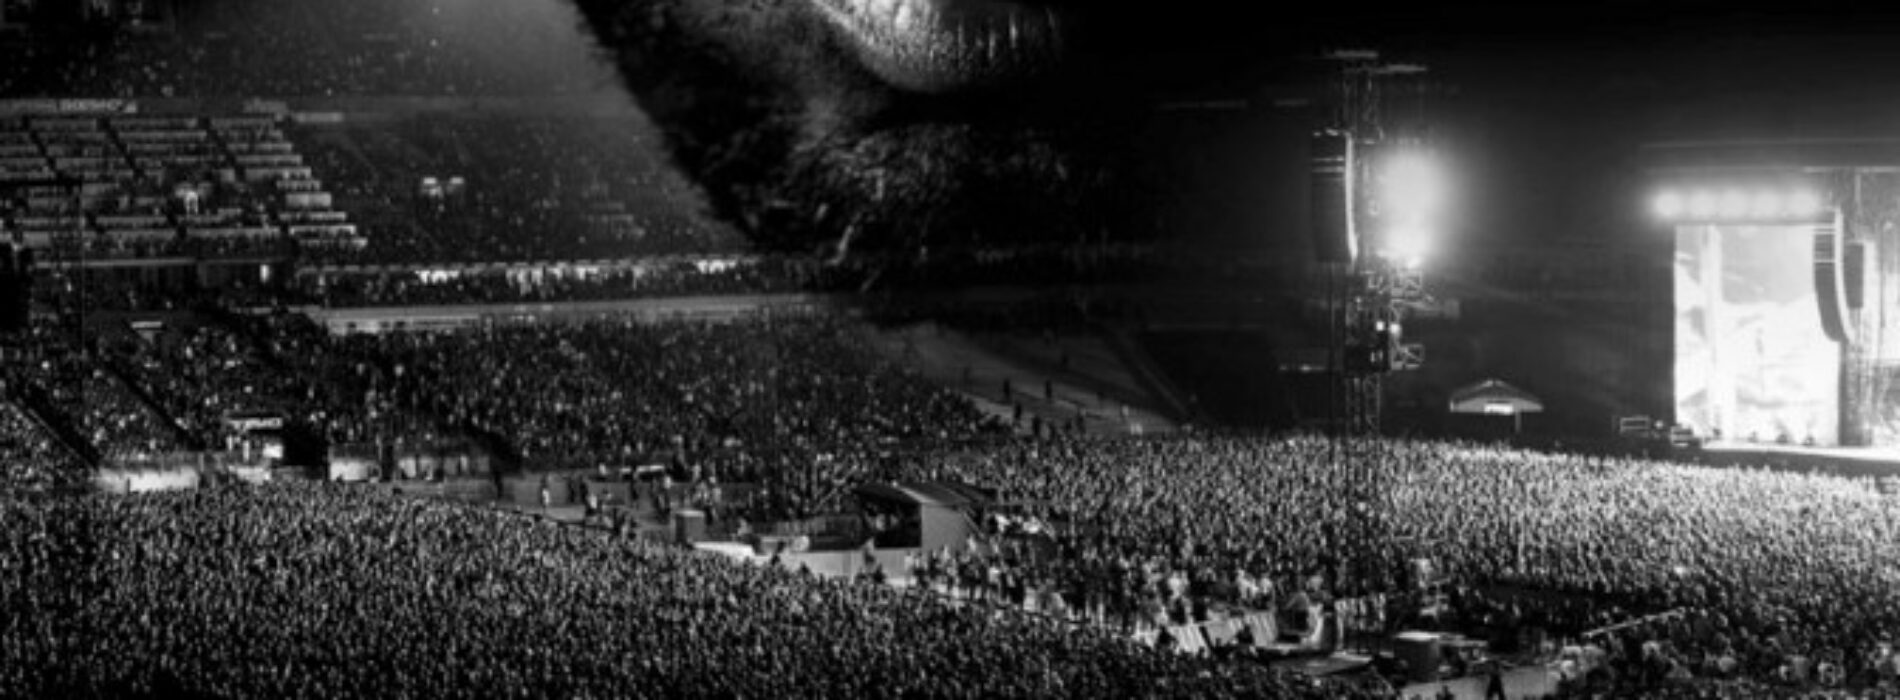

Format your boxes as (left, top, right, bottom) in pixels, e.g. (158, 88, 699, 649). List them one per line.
(1652, 190, 1685, 220)
(1717, 189, 1749, 219)
(1381, 150, 1445, 221)
(1687, 190, 1717, 219)
(1383, 224, 1432, 266)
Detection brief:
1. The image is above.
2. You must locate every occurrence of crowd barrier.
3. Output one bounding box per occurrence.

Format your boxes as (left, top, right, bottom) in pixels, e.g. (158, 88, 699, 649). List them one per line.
(1579, 607, 1687, 640)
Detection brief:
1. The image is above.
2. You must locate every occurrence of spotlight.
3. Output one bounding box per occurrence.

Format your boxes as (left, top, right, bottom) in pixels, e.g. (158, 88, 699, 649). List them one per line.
(1749, 191, 1783, 219)
(1687, 190, 1717, 219)
(1383, 225, 1432, 267)
(1653, 190, 1685, 220)
(1381, 150, 1446, 221)
(1717, 189, 1749, 219)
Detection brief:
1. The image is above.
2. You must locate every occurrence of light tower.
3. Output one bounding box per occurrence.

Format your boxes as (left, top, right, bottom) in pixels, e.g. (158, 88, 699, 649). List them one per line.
(1316, 50, 1435, 437)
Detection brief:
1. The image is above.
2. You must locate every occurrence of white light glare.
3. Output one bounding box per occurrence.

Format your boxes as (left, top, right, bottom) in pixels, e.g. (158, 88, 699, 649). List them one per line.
(1687, 191, 1718, 219)
(1749, 191, 1783, 219)
(1653, 190, 1684, 220)
(1717, 190, 1749, 219)
(1786, 189, 1824, 218)
(1664, 185, 1824, 222)
(1383, 225, 1431, 269)
(1382, 151, 1445, 221)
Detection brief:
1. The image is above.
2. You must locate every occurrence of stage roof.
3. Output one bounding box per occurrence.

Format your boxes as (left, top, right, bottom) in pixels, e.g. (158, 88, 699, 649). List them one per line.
(1449, 379, 1544, 414)
(1644, 139, 1900, 172)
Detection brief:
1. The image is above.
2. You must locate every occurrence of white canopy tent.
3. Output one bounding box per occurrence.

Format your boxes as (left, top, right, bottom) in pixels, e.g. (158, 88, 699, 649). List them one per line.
(1448, 378, 1544, 434)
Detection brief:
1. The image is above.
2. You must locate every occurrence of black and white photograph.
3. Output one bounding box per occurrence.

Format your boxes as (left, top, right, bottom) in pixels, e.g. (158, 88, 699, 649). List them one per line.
(4, 1, 1900, 698)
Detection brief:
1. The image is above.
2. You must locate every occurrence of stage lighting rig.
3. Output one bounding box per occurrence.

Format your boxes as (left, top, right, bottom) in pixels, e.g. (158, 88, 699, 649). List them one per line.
(1650, 182, 1830, 225)
(1368, 144, 1448, 268)
(1313, 49, 1440, 437)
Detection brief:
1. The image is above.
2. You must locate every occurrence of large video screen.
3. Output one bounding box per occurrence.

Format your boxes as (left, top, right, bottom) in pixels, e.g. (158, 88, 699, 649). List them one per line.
(1675, 224, 1840, 445)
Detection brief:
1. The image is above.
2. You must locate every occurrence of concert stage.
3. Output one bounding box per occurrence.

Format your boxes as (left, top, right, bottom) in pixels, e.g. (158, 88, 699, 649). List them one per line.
(1655, 149, 1900, 455)
(1694, 441, 1900, 478)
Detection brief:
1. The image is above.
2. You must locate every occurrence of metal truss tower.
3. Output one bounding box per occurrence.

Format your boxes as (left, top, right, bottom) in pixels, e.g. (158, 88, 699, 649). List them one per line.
(1319, 51, 1432, 437)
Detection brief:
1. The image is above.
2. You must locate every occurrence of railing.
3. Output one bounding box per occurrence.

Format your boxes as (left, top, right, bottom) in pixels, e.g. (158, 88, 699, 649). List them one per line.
(1579, 607, 1687, 640)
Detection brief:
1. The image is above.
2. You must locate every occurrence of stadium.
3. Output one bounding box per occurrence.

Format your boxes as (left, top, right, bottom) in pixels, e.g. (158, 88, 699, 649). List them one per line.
(3, 1, 1900, 699)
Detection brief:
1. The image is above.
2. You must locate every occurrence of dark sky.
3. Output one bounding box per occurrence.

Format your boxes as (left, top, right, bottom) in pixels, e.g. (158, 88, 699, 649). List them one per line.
(1127, 5, 1900, 251)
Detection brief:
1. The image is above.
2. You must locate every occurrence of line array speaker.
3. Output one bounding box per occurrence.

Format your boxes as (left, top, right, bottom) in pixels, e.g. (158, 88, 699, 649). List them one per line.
(1814, 227, 1849, 343)
(1309, 130, 1357, 264)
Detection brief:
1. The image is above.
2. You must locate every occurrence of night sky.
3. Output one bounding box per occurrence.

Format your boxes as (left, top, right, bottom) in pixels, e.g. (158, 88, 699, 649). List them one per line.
(1130, 4, 1900, 252)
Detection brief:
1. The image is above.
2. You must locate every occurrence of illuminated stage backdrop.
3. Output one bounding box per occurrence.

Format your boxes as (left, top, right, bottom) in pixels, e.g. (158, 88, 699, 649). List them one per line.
(1675, 223, 1842, 445)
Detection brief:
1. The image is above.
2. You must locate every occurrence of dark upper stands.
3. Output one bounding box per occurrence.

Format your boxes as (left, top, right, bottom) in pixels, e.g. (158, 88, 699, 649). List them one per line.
(292, 114, 744, 265)
(0, 0, 614, 98)
(0, 112, 336, 263)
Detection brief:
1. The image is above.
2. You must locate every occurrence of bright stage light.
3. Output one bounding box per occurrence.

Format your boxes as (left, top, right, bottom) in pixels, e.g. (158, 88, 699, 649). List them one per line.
(1687, 190, 1717, 219)
(1657, 183, 1826, 222)
(1381, 150, 1446, 221)
(1653, 190, 1685, 220)
(1717, 189, 1749, 219)
(1383, 225, 1432, 268)
(1787, 189, 1824, 218)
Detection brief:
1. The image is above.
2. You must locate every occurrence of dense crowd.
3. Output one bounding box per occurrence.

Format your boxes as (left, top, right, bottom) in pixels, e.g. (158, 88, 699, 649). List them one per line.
(2, 308, 1011, 486)
(37, 344, 190, 461)
(14, 3, 1884, 696)
(0, 397, 88, 493)
(0, 324, 184, 467)
(0, 482, 1380, 699)
(298, 313, 1004, 478)
(7, 291, 1900, 697)
(34, 272, 284, 313)
(277, 251, 1288, 311)
(96, 319, 309, 448)
(30, 231, 292, 262)
(857, 435, 1900, 695)
(289, 259, 818, 308)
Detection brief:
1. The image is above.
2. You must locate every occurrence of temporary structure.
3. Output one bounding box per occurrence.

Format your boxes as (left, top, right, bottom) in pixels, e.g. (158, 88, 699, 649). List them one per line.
(853, 481, 988, 552)
(1448, 378, 1544, 434)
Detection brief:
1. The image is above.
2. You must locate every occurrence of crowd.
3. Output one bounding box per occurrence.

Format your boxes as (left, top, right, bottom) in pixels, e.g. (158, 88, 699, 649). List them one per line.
(0, 397, 88, 494)
(93, 318, 311, 449)
(28, 231, 293, 262)
(37, 344, 190, 461)
(0, 481, 1381, 699)
(296, 313, 1005, 480)
(7, 287, 1900, 697)
(289, 259, 819, 308)
(852, 434, 1900, 695)
(2, 306, 1012, 490)
(0, 323, 186, 461)
(33, 271, 287, 313)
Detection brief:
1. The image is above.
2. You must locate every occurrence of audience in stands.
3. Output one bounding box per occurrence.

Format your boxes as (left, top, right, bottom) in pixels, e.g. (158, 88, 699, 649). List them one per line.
(0, 397, 89, 494)
(3, 291, 1897, 700)
(290, 260, 816, 308)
